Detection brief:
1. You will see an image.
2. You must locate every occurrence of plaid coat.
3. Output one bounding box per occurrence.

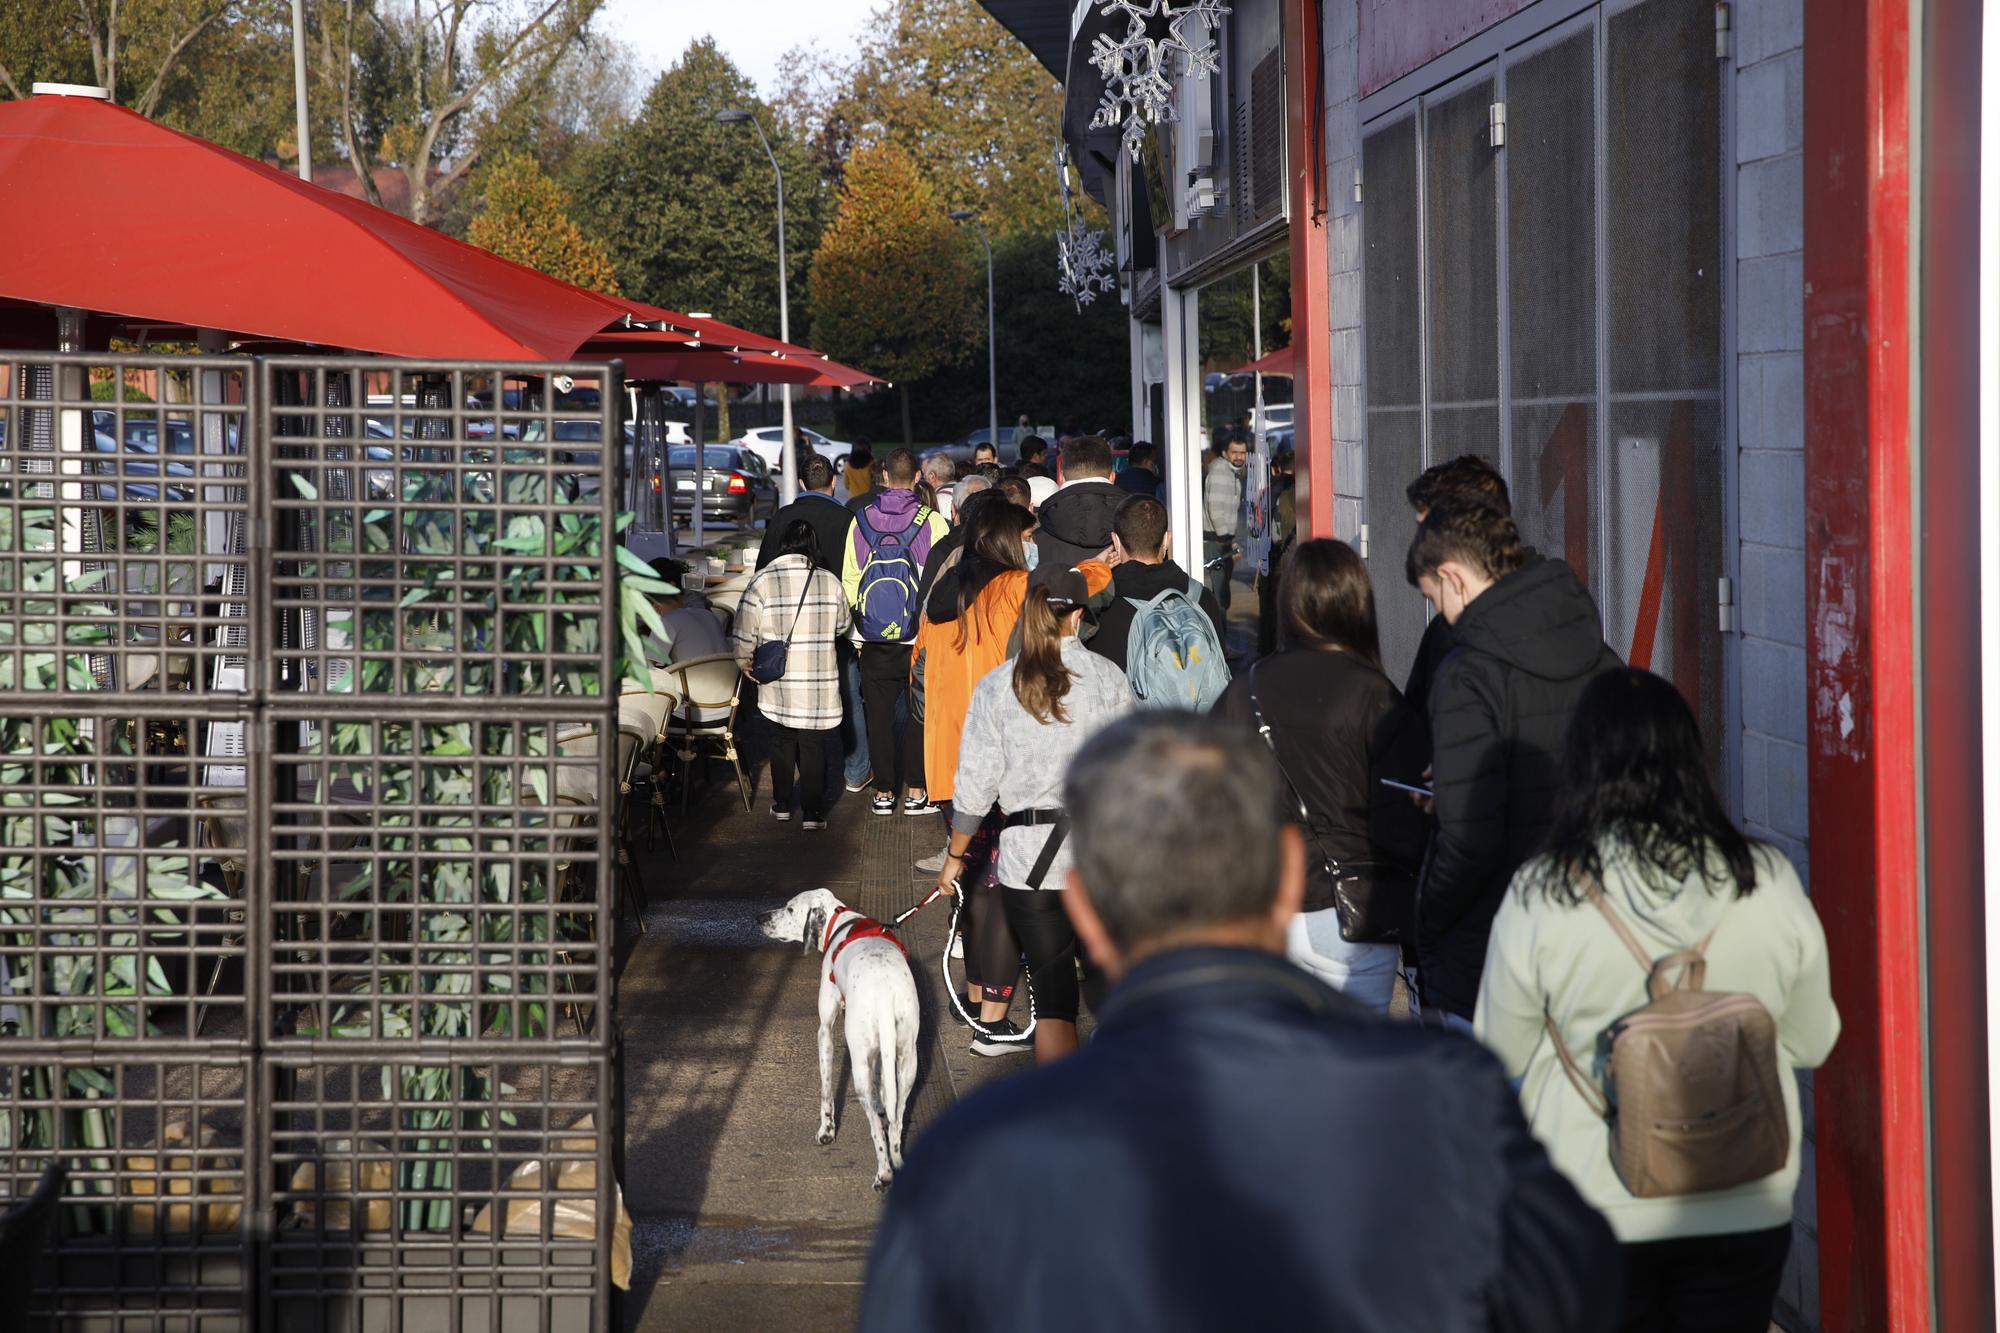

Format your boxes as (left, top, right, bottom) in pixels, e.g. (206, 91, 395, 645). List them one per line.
(733, 553, 850, 729)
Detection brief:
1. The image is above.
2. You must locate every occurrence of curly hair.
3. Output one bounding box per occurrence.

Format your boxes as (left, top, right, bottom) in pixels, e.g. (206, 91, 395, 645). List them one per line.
(1405, 453, 1511, 515)
(1404, 490, 1524, 587)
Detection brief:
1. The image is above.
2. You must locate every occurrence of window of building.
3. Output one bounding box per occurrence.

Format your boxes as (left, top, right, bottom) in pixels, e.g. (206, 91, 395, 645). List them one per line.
(1360, 0, 1723, 746)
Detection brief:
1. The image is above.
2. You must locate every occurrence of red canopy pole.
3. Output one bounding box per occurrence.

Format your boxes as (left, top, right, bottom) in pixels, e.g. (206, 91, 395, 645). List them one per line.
(1803, 0, 1929, 1327)
(1284, 0, 1333, 540)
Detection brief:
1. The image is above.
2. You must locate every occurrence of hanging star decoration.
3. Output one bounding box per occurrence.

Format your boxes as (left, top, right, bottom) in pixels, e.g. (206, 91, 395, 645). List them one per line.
(1054, 145, 1117, 309)
(1087, 0, 1230, 162)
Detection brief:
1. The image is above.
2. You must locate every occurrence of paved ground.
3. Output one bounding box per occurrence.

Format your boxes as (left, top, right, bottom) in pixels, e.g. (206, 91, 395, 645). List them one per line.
(614, 564, 1260, 1331)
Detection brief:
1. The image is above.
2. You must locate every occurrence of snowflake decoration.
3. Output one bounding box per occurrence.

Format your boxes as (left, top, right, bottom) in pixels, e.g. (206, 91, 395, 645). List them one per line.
(1087, 0, 1230, 161)
(1058, 222, 1117, 307)
(1053, 144, 1116, 310)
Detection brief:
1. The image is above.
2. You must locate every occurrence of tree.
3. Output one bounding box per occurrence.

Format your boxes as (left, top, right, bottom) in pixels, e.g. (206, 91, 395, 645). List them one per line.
(312, 0, 602, 225)
(810, 0, 1069, 239)
(809, 142, 974, 443)
(569, 39, 828, 340)
(0, 1, 297, 160)
(835, 227, 1132, 444)
(466, 152, 618, 292)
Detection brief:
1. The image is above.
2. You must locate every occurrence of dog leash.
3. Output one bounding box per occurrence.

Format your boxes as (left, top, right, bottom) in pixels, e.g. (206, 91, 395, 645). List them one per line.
(882, 880, 1037, 1046)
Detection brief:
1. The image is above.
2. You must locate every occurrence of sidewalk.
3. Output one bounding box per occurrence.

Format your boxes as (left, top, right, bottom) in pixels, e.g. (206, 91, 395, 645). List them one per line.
(616, 566, 1260, 1330)
(615, 739, 1031, 1331)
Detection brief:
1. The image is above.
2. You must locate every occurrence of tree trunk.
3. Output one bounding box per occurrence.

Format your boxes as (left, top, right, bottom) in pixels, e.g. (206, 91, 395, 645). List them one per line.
(899, 383, 913, 446)
(714, 384, 730, 445)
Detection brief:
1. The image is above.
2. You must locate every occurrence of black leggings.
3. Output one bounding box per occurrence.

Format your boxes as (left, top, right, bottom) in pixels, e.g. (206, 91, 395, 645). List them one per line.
(951, 804, 1016, 1003)
(1001, 888, 1100, 1023)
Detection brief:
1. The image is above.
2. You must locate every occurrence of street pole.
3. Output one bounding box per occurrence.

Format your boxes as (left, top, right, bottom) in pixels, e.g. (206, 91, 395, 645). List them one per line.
(718, 109, 797, 508)
(289, 0, 311, 182)
(951, 211, 997, 454)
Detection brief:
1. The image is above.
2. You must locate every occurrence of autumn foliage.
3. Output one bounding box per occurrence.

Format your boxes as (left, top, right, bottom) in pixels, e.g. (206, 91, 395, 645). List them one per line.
(809, 143, 973, 407)
(467, 152, 621, 295)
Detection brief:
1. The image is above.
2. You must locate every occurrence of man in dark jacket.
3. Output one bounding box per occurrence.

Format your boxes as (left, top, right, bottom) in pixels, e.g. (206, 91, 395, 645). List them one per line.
(1088, 494, 1225, 672)
(1115, 440, 1162, 496)
(755, 454, 853, 575)
(859, 713, 1622, 1333)
(1034, 435, 1127, 569)
(1407, 493, 1621, 1022)
(1399, 453, 1512, 711)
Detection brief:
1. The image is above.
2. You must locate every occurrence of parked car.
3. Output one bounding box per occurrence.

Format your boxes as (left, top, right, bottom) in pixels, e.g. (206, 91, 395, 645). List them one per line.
(1250, 402, 1294, 434)
(667, 445, 778, 525)
(663, 386, 719, 412)
(924, 426, 1025, 468)
(733, 425, 850, 472)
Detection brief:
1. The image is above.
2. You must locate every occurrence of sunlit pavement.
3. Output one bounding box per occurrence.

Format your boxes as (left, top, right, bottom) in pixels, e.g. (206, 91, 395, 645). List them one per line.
(613, 561, 1257, 1331)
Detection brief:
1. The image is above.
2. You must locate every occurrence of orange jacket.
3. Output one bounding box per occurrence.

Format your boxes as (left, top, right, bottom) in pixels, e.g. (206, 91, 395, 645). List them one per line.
(918, 562, 1111, 802)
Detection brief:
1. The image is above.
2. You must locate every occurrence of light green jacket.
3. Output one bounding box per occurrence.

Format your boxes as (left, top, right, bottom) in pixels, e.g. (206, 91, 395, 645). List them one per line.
(1474, 838, 1839, 1243)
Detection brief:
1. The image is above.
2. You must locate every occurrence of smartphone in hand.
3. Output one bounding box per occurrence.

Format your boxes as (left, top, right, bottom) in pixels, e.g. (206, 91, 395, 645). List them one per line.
(1379, 777, 1435, 799)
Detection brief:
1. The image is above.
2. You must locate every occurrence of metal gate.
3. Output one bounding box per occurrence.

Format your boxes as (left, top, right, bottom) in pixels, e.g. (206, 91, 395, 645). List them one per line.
(0, 353, 622, 1331)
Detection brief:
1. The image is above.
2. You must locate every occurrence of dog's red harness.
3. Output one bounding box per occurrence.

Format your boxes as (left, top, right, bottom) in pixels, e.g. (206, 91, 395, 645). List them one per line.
(822, 906, 907, 993)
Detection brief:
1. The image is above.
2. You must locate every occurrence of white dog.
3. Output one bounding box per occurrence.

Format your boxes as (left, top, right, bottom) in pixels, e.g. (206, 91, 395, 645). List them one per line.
(758, 889, 920, 1190)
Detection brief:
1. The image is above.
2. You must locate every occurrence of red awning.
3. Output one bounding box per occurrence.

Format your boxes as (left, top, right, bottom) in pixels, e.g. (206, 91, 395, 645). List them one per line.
(1228, 345, 1294, 378)
(0, 90, 690, 360)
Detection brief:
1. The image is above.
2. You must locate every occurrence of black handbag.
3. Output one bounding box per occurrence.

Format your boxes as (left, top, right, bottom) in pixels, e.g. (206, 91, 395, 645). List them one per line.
(1248, 663, 1414, 944)
(746, 566, 813, 686)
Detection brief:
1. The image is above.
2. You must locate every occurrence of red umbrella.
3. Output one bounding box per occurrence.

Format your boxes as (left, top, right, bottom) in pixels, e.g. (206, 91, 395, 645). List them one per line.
(1228, 345, 1294, 378)
(0, 89, 690, 360)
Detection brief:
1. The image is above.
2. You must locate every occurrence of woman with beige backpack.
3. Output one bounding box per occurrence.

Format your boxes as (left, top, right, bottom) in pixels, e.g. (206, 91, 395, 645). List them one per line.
(1475, 668, 1839, 1333)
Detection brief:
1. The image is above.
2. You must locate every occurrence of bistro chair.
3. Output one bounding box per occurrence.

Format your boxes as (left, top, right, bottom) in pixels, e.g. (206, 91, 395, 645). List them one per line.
(657, 654, 750, 812)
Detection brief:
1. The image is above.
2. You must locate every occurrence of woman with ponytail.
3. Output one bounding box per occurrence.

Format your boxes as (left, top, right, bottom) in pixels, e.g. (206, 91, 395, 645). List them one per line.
(940, 567, 1132, 1063)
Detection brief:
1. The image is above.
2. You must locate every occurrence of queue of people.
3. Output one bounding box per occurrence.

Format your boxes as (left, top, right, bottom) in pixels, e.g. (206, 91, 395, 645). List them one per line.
(721, 429, 1837, 1331)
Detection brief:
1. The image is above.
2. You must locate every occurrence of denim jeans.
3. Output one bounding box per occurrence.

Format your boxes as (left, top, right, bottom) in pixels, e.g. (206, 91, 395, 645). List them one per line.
(1285, 910, 1398, 1013)
(838, 639, 871, 787)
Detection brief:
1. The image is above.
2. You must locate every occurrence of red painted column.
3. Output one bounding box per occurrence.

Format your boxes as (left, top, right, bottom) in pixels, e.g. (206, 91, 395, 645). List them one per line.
(1284, 0, 1334, 538)
(1802, 0, 1929, 1328)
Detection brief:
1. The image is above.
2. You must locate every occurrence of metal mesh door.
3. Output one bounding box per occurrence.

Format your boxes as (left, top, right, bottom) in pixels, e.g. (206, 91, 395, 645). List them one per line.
(1423, 76, 1501, 470)
(1504, 25, 1600, 587)
(1605, 0, 1724, 745)
(0, 354, 621, 1331)
(1362, 114, 1426, 681)
(260, 358, 619, 1332)
(0, 355, 259, 1327)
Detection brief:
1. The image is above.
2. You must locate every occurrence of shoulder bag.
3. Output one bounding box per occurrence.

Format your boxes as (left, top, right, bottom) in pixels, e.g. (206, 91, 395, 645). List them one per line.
(746, 565, 814, 685)
(1248, 662, 1415, 943)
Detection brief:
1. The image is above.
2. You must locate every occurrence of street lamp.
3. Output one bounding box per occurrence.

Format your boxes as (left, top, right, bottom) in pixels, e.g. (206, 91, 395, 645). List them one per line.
(715, 107, 798, 507)
(950, 209, 998, 460)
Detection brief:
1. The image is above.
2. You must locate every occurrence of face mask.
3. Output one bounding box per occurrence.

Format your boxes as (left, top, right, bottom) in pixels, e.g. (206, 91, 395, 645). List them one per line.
(1024, 544, 1041, 571)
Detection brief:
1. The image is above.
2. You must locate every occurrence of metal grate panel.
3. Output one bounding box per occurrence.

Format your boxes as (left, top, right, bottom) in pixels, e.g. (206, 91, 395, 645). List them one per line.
(0, 358, 255, 700)
(1505, 25, 1600, 586)
(1606, 0, 1724, 747)
(1362, 114, 1426, 682)
(9, 1055, 252, 1331)
(0, 705, 258, 1046)
(0, 354, 620, 1330)
(1423, 76, 1500, 463)
(265, 709, 610, 1048)
(262, 361, 617, 705)
(265, 1053, 610, 1333)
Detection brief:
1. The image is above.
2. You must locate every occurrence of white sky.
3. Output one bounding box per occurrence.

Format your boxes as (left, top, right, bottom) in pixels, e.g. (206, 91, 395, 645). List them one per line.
(596, 0, 886, 97)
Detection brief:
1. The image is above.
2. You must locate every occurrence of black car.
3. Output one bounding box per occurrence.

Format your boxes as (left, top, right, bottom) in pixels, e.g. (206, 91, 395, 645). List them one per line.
(667, 445, 777, 526)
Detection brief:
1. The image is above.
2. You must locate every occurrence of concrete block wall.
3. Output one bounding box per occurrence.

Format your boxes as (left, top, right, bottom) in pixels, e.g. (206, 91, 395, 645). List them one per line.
(1732, 0, 1815, 1326)
(1323, 1, 1364, 539)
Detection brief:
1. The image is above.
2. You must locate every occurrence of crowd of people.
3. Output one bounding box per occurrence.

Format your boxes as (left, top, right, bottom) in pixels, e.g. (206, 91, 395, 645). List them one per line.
(716, 428, 1838, 1331)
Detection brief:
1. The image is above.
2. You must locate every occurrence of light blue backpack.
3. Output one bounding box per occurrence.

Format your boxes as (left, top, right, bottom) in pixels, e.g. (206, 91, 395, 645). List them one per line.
(1125, 578, 1228, 712)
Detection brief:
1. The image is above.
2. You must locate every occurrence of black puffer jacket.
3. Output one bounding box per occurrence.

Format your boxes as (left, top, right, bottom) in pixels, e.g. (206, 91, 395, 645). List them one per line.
(1419, 558, 1621, 1018)
(1034, 479, 1127, 568)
